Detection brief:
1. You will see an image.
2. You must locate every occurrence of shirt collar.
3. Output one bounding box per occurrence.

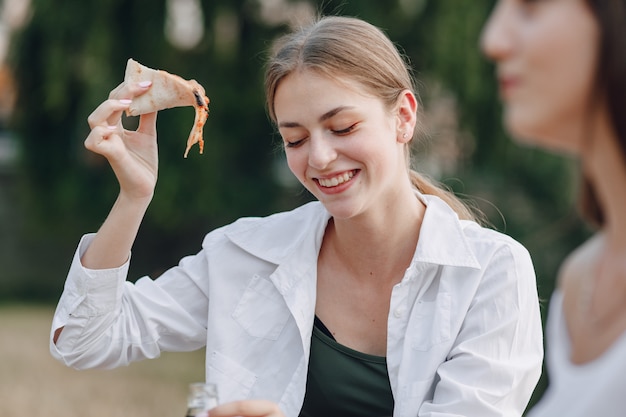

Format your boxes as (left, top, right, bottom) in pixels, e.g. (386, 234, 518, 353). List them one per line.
(412, 191, 481, 269)
(225, 193, 481, 270)
(224, 201, 330, 265)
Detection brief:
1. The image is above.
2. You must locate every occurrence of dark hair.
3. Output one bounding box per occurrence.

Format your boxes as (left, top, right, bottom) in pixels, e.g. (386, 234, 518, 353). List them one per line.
(581, 0, 626, 226)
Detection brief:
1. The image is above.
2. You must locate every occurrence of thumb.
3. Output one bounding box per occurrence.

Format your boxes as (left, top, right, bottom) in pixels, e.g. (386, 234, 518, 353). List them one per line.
(84, 126, 124, 159)
(137, 111, 158, 136)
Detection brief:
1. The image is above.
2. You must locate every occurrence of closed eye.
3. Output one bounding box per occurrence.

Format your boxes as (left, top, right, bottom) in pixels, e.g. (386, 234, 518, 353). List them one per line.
(285, 138, 306, 148)
(332, 123, 357, 135)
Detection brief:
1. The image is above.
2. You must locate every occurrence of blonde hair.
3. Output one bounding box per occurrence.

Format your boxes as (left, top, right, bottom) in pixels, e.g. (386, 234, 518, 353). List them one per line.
(265, 16, 478, 222)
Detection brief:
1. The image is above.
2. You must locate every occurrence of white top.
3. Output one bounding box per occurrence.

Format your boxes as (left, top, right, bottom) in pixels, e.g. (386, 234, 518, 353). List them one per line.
(527, 291, 626, 417)
(50, 193, 543, 417)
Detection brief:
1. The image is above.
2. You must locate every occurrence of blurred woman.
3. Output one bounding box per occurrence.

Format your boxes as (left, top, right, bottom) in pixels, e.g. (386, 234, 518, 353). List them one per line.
(482, 1, 626, 415)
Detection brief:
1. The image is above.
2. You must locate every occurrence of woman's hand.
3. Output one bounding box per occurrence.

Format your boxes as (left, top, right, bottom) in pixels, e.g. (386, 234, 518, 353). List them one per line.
(207, 400, 285, 417)
(85, 81, 158, 202)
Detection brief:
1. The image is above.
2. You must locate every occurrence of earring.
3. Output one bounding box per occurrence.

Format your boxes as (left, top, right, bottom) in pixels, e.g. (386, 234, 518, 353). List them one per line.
(402, 132, 408, 139)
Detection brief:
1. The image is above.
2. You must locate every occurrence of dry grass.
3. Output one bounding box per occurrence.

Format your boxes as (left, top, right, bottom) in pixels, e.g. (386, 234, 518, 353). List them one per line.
(0, 304, 206, 417)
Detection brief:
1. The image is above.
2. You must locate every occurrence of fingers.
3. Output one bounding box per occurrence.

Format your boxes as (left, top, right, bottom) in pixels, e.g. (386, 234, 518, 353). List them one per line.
(137, 111, 158, 137)
(84, 124, 122, 158)
(87, 81, 153, 129)
(208, 400, 284, 417)
(85, 80, 155, 156)
(108, 80, 152, 101)
(87, 98, 131, 130)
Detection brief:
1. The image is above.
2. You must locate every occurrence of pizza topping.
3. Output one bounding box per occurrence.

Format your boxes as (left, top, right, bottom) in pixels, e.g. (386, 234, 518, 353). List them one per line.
(123, 59, 211, 158)
(186, 90, 210, 158)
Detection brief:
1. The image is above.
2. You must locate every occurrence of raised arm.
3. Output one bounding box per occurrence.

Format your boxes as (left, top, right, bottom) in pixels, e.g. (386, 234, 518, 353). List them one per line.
(81, 80, 157, 269)
(53, 81, 157, 344)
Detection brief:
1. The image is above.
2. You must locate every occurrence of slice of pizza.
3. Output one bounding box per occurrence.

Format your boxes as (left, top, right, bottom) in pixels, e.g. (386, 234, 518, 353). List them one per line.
(124, 58, 210, 158)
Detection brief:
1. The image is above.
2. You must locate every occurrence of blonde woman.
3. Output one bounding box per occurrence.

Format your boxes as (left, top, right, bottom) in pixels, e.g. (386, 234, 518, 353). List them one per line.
(51, 16, 543, 417)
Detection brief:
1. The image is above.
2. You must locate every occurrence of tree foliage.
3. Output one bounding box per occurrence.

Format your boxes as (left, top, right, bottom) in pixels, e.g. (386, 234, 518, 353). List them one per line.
(6, 0, 596, 409)
(9, 0, 588, 327)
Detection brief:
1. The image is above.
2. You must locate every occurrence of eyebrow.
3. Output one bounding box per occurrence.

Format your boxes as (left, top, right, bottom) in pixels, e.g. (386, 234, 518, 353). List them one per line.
(278, 106, 354, 128)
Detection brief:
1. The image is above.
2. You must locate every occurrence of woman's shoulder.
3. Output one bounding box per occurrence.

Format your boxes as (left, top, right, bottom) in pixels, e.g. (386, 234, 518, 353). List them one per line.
(200, 201, 330, 258)
(422, 193, 530, 260)
(209, 201, 325, 235)
(558, 233, 603, 289)
(458, 218, 532, 260)
(558, 232, 626, 363)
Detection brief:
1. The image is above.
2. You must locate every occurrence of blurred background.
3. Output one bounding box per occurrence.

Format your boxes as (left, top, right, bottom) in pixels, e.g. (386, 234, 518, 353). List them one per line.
(0, 0, 591, 415)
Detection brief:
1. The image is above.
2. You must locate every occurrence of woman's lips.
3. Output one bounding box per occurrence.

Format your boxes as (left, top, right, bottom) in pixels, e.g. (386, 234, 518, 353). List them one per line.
(314, 170, 358, 193)
(498, 76, 520, 99)
(317, 170, 356, 187)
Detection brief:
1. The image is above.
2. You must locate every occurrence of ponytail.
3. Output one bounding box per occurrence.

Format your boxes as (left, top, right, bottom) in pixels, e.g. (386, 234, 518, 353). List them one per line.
(409, 170, 481, 223)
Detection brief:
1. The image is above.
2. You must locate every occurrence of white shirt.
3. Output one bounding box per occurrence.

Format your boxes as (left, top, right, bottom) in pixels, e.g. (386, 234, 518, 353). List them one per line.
(527, 291, 626, 417)
(50, 193, 543, 417)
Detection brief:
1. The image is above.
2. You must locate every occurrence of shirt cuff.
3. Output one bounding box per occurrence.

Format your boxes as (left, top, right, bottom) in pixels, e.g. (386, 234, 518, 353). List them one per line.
(55, 233, 131, 321)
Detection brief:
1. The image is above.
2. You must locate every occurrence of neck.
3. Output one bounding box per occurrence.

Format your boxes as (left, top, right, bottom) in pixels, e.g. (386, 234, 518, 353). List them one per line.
(327, 187, 425, 282)
(584, 110, 626, 244)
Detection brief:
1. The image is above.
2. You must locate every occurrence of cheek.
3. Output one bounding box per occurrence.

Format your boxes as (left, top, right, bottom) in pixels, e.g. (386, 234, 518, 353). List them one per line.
(542, 44, 595, 111)
(506, 39, 596, 147)
(284, 151, 306, 180)
(503, 98, 585, 154)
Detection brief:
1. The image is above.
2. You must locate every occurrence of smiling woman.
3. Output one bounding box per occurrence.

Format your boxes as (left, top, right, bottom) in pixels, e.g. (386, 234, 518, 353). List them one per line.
(49, 15, 543, 417)
(273, 71, 412, 217)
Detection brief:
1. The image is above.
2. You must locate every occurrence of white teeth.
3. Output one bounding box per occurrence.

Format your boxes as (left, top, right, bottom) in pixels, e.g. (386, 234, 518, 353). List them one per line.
(318, 171, 354, 187)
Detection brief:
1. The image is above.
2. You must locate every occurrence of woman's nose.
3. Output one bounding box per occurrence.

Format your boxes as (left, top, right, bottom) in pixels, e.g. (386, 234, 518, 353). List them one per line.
(480, 0, 514, 62)
(308, 135, 337, 170)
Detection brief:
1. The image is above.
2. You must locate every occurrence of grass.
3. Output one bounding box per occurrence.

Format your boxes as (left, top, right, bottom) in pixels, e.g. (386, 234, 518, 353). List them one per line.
(0, 304, 206, 417)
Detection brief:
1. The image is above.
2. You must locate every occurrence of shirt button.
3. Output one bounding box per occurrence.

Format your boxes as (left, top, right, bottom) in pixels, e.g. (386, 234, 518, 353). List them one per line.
(393, 308, 403, 318)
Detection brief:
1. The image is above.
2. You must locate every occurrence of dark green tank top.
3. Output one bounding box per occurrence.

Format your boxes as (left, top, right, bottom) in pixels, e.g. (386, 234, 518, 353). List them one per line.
(298, 317, 394, 417)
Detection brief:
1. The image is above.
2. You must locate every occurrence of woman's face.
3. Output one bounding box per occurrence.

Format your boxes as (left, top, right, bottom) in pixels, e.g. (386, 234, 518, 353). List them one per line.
(481, 0, 600, 154)
(273, 70, 414, 220)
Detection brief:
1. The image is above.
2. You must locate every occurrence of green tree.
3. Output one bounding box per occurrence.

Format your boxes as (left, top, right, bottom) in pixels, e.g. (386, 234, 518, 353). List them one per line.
(9, 0, 589, 310)
(9, 0, 291, 292)
(9, 1, 591, 407)
(9, 0, 590, 321)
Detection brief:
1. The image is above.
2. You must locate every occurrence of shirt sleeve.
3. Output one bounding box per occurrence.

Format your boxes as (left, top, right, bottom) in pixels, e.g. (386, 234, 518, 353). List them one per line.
(420, 242, 544, 417)
(50, 233, 209, 370)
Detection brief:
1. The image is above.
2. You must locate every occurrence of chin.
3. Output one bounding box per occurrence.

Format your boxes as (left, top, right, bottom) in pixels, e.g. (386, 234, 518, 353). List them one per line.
(504, 109, 580, 156)
(508, 128, 580, 156)
(321, 205, 357, 221)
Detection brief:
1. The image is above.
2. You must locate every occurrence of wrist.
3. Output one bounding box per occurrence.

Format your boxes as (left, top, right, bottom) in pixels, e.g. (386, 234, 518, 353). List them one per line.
(117, 189, 153, 209)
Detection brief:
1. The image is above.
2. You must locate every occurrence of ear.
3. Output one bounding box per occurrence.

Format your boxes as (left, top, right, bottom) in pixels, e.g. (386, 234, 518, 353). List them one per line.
(395, 90, 418, 144)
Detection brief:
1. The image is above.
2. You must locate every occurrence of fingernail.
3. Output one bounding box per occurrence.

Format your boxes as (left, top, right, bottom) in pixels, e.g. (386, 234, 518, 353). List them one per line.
(119, 99, 132, 105)
(107, 125, 117, 130)
(138, 81, 152, 88)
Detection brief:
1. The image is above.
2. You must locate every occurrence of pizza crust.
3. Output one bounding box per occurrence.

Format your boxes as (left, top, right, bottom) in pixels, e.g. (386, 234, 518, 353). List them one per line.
(123, 58, 210, 157)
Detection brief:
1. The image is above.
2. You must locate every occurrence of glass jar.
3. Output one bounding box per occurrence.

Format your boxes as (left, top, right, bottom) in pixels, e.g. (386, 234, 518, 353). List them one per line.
(185, 382, 219, 417)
